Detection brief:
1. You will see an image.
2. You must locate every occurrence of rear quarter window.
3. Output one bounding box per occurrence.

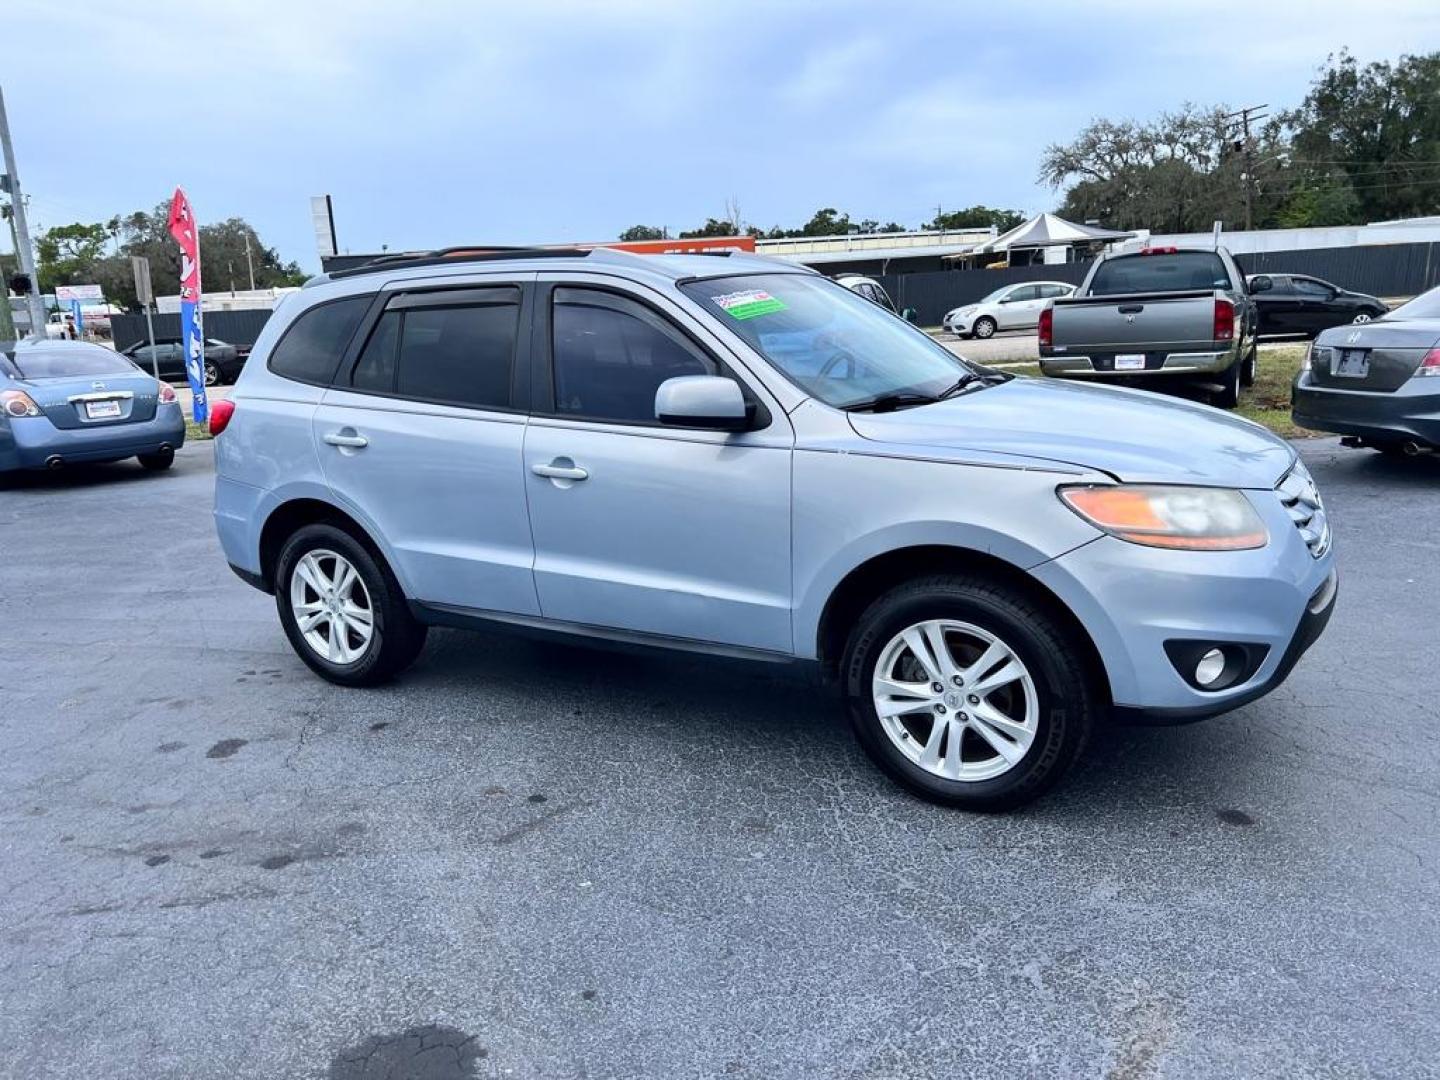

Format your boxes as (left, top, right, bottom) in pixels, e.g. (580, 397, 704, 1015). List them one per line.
(268, 295, 373, 385)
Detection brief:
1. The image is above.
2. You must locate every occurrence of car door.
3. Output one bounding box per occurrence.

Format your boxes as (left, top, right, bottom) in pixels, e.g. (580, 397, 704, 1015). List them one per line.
(523, 276, 794, 654)
(1291, 277, 1341, 335)
(998, 284, 1041, 329)
(312, 277, 541, 616)
(1255, 276, 1300, 335)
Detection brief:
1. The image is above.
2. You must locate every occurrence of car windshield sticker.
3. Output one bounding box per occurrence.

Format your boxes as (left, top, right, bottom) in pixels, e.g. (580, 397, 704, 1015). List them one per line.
(714, 289, 787, 320)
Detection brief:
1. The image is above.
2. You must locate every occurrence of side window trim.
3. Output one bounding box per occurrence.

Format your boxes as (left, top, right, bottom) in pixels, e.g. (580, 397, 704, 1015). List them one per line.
(531, 280, 769, 431)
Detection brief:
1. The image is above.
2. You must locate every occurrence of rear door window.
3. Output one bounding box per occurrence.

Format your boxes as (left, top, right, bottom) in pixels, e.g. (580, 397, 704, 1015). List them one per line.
(269, 295, 372, 385)
(349, 288, 520, 410)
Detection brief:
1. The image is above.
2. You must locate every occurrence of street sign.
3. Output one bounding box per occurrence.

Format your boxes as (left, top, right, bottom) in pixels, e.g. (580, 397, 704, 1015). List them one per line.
(54, 283, 103, 301)
(131, 256, 153, 305)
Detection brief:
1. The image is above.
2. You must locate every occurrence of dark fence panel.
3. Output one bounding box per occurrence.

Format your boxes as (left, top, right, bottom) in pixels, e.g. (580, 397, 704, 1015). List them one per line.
(878, 242, 1440, 327)
(110, 309, 274, 352)
(1235, 243, 1440, 300)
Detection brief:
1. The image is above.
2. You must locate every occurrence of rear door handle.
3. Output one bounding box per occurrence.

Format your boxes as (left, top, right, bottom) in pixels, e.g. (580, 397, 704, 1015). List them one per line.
(323, 430, 368, 449)
(1118, 304, 1144, 314)
(531, 460, 589, 481)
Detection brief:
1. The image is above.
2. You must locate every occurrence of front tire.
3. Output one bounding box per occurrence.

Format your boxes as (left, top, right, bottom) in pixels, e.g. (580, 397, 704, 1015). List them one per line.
(275, 523, 427, 687)
(203, 359, 222, 386)
(1239, 339, 1258, 388)
(841, 574, 1097, 811)
(972, 316, 997, 340)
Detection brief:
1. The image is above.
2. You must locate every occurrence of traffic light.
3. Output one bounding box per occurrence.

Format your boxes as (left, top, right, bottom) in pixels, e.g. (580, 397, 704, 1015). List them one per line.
(8, 273, 33, 296)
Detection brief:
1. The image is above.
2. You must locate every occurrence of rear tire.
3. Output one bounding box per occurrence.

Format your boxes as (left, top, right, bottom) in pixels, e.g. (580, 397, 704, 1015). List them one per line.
(275, 523, 427, 687)
(972, 316, 997, 340)
(137, 448, 174, 471)
(1211, 356, 1242, 409)
(1239, 339, 1257, 388)
(203, 359, 221, 387)
(840, 574, 1098, 811)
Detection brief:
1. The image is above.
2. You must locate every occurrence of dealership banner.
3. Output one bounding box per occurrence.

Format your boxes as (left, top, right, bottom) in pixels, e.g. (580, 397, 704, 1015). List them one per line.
(166, 187, 207, 422)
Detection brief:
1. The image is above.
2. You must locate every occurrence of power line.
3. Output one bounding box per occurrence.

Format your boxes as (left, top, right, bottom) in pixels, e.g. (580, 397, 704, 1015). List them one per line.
(1224, 104, 1268, 230)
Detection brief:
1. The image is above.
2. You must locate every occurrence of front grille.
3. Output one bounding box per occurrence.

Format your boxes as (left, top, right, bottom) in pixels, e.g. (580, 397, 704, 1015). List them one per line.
(1276, 463, 1330, 558)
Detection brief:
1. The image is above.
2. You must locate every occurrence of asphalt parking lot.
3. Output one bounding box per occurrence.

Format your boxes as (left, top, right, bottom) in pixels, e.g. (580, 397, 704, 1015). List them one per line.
(3, 441, 1438, 1079)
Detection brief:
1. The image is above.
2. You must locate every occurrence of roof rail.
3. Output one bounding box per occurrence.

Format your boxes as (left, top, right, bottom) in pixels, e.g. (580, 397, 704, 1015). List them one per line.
(328, 245, 592, 280)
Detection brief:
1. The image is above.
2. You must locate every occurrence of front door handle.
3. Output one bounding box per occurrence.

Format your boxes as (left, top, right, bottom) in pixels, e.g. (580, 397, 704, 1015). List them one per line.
(532, 459, 589, 482)
(323, 430, 368, 449)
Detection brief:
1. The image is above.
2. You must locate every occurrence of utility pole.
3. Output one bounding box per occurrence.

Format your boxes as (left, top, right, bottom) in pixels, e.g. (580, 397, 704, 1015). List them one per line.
(243, 228, 256, 291)
(0, 86, 47, 338)
(1225, 104, 1268, 231)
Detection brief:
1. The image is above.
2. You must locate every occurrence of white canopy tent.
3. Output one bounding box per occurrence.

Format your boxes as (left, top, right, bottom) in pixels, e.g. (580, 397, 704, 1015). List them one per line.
(954, 213, 1133, 267)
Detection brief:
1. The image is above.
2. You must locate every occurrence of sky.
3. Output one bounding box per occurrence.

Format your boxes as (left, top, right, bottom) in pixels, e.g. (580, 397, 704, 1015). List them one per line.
(3, 0, 1438, 273)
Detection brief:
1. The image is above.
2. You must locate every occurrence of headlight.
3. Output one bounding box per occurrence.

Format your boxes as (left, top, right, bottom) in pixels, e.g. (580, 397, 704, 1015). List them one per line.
(1058, 485, 1268, 551)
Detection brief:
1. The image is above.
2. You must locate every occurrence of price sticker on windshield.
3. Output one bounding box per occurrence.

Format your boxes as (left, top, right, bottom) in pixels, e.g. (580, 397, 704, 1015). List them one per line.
(714, 289, 787, 320)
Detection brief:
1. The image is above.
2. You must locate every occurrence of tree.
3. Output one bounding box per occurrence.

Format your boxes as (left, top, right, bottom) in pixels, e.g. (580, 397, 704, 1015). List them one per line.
(1281, 50, 1440, 224)
(34, 205, 306, 310)
(618, 225, 666, 242)
(924, 206, 1025, 232)
(678, 217, 739, 239)
(1039, 104, 1267, 232)
(35, 223, 110, 292)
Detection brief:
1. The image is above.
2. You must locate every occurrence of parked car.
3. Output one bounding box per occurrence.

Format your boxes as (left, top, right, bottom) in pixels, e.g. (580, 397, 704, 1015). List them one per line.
(0, 338, 185, 472)
(835, 274, 898, 314)
(1249, 274, 1388, 337)
(122, 337, 244, 386)
(1291, 284, 1440, 456)
(213, 247, 1335, 811)
(943, 281, 1075, 339)
(1039, 247, 1258, 408)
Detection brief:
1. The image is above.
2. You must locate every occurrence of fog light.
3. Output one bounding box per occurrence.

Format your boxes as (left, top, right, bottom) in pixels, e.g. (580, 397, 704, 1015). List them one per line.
(1195, 649, 1227, 687)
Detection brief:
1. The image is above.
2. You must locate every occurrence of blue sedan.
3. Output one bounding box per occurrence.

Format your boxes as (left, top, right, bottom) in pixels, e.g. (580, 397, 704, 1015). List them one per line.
(1, 339, 186, 473)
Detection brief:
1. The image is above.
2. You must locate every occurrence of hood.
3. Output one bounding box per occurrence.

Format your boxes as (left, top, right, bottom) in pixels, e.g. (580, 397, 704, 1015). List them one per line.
(846, 377, 1294, 488)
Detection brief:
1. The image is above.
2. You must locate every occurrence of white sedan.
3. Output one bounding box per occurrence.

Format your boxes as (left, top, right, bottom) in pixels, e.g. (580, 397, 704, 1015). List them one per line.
(942, 281, 1075, 339)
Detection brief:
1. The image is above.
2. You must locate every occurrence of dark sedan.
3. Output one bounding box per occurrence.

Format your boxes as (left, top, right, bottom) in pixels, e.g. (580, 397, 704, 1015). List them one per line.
(1249, 273, 1388, 338)
(122, 338, 245, 386)
(1292, 285, 1440, 456)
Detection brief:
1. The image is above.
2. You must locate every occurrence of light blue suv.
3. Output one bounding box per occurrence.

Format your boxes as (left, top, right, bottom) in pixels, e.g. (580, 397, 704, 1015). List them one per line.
(213, 247, 1336, 809)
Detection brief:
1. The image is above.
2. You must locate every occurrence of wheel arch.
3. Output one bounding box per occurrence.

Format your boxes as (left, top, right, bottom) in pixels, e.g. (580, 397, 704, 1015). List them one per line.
(256, 496, 400, 595)
(814, 544, 1112, 706)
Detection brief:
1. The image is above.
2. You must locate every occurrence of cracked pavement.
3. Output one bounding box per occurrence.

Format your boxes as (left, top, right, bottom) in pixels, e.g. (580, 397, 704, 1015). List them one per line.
(1, 439, 1437, 1078)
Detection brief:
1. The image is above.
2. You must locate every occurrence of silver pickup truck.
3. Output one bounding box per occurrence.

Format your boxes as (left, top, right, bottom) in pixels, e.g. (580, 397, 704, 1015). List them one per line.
(1038, 246, 1259, 408)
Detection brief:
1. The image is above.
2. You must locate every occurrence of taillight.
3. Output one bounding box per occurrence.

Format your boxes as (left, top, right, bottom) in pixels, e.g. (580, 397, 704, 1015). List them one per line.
(1, 390, 42, 418)
(209, 398, 235, 436)
(157, 381, 177, 404)
(1213, 298, 1235, 342)
(1416, 348, 1440, 378)
(1038, 306, 1054, 348)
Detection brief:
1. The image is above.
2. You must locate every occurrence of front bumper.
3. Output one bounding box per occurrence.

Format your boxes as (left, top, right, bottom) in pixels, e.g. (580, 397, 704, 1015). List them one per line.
(0, 405, 186, 471)
(943, 312, 975, 335)
(1040, 346, 1237, 378)
(1030, 491, 1336, 719)
(1292, 370, 1440, 447)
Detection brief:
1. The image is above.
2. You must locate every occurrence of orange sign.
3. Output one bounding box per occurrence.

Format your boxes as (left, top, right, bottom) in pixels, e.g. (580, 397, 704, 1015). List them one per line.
(600, 236, 756, 255)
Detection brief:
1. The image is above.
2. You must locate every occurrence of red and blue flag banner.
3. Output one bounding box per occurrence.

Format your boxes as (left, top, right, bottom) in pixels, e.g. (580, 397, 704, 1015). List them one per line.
(167, 187, 207, 422)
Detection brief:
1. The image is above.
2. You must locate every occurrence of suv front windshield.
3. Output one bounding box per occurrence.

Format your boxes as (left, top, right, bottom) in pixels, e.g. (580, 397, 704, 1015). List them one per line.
(682, 273, 977, 409)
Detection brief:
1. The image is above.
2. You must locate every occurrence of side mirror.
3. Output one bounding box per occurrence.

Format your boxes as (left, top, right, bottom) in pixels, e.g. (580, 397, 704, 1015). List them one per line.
(655, 375, 750, 432)
(1250, 275, 1273, 293)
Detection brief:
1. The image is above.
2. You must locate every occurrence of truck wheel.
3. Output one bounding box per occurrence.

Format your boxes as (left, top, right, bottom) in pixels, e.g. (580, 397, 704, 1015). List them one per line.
(972, 316, 997, 339)
(1211, 359, 1242, 409)
(841, 574, 1098, 811)
(1239, 341, 1257, 388)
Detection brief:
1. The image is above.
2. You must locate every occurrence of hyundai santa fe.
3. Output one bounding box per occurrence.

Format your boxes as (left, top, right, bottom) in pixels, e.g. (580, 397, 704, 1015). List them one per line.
(212, 246, 1336, 810)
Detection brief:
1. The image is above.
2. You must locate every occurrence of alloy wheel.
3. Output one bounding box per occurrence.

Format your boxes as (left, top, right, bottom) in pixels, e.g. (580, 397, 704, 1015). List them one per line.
(289, 548, 375, 664)
(1353, 313, 1372, 323)
(871, 619, 1038, 782)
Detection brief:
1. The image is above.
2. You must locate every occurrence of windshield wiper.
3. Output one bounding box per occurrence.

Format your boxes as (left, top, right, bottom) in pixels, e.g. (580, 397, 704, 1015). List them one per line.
(937, 369, 1012, 399)
(840, 391, 938, 413)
